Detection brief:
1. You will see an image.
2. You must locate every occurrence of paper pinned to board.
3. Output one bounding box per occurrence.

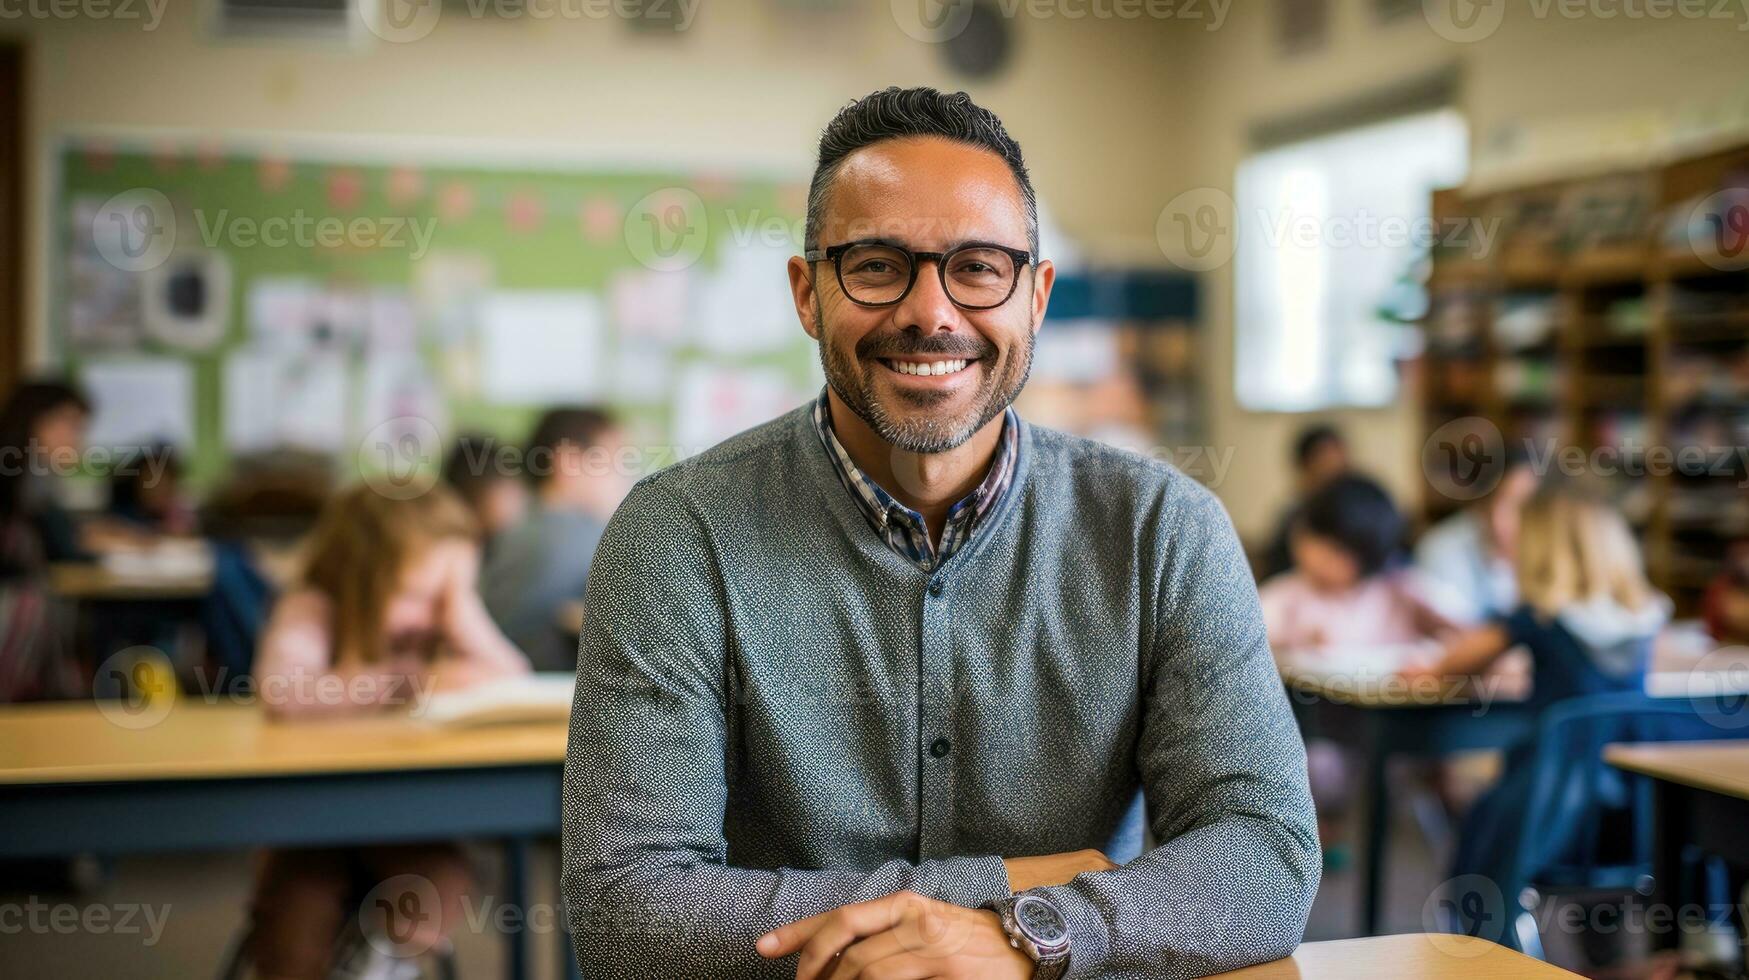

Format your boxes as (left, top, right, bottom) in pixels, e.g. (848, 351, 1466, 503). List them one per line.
(690, 238, 796, 355)
(479, 291, 603, 405)
(223, 348, 350, 453)
(609, 267, 690, 344)
(142, 249, 232, 351)
(81, 358, 196, 450)
(670, 363, 800, 452)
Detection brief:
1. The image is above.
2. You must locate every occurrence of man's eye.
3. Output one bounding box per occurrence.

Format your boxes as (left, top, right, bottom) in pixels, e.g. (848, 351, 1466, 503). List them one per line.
(852, 260, 897, 275)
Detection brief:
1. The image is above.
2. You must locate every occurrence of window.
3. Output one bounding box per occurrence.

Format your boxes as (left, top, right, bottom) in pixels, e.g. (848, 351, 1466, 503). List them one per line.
(1235, 108, 1468, 412)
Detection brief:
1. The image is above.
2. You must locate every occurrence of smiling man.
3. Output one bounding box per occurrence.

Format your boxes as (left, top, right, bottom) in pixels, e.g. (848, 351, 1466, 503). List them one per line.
(562, 87, 1319, 979)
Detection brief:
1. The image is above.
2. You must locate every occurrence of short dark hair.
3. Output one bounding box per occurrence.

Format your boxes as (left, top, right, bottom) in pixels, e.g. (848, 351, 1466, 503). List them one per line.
(0, 379, 93, 521)
(442, 432, 515, 505)
(1296, 474, 1405, 578)
(525, 407, 617, 486)
(804, 86, 1038, 256)
(1293, 424, 1347, 470)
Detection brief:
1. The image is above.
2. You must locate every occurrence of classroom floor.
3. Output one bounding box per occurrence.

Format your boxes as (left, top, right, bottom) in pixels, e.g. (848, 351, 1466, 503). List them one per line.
(2, 802, 1604, 979)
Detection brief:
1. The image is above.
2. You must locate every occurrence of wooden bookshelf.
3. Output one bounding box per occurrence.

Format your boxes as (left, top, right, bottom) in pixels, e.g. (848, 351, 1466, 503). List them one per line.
(1422, 144, 1749, 616)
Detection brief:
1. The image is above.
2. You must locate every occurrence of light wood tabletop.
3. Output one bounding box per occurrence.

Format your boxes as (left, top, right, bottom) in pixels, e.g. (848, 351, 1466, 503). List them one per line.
(48, 562, 214, 601)
(1605, 741, 1749, 801)
(1212, 935, 1581, 978)
(0, 701, 568, 785)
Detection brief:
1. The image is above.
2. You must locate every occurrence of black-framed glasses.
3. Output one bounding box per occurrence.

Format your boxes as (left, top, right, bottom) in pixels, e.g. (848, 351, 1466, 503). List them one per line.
(803, 240, 1032, 310)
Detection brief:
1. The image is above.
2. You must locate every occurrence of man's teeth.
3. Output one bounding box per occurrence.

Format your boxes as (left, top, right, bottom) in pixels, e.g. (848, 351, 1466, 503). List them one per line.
(890, 359, 969, 377)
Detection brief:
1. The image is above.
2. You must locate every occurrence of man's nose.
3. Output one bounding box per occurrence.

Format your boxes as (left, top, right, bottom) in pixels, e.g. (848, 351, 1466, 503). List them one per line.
(893, 257, 960, 333)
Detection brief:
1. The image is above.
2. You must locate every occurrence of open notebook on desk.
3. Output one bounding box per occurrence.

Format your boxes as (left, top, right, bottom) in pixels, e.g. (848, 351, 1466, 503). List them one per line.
(420, 673, 576, 727)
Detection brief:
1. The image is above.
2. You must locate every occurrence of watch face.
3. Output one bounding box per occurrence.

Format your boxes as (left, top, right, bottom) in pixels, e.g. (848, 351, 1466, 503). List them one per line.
(1013, 896, 1069, 947)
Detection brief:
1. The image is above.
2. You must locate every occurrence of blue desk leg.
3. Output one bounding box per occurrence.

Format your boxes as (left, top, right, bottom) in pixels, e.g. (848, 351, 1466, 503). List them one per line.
(1362, 741, 1389, 936)
(506, 837, 529, 980)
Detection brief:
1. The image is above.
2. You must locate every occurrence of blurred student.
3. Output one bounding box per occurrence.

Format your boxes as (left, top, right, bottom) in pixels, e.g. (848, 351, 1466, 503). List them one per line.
(108, 444, 197, 536)
(0, 379, 145, 574)
(1260, 474, 1452, 867)
(1260, 474, 1453, 654)
(1256, 424, 1350, 581)
(0, 381, 92, 701)
(1407, 487, 1670, 897)
(249, 483, 528, 979)
(482, 407, 627, 672)
(1414, 450, 1540, 624)
(1704, 540, 1749, 645)
(442, 433, 527, 546)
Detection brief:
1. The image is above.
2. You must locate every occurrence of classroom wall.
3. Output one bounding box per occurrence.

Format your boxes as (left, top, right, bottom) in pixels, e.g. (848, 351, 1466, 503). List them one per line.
(10, 3, 1749, 538)
(1171, 0, 1749, 539)
(6, 4, 1181, 370)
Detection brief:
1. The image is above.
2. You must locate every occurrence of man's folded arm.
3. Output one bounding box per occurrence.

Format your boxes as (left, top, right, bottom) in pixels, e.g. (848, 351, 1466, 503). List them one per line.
(559, 478, 1011, 978)
(1029, 483, 1322, 980)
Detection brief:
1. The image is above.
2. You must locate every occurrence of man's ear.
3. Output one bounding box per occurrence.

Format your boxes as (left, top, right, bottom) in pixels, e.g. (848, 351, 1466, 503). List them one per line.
(788, 256, 821, 341)
(1029, 258, 1056, 335)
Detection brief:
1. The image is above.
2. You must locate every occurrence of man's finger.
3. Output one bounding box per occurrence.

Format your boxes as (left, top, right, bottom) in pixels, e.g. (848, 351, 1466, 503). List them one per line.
(790, 894, 916, 980)
(825, 926, 917, 980)
(756, 909, 828, 958)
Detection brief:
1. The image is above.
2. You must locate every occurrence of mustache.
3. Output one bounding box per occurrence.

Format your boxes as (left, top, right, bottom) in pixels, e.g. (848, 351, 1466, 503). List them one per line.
(856, 333, 993, 360)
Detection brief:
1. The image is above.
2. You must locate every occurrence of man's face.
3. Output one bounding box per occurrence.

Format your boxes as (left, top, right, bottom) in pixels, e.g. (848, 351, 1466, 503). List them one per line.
(788, 137, 1053, 454)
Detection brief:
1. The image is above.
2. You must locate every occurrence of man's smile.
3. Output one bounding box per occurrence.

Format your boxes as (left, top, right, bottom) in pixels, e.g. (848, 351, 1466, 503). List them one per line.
(876, 355, 981, 381)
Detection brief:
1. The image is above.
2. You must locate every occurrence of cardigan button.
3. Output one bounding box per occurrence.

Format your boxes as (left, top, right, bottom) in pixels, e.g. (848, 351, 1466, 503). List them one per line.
(928, 579, 945, 597)
(929, 737, 952, 758)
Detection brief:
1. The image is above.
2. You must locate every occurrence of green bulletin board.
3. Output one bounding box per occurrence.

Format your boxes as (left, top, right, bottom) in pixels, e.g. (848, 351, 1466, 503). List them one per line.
(55, 137, 822, 490)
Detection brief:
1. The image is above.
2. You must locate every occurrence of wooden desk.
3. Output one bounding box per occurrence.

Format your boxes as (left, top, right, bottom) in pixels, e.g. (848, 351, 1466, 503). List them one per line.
(48, 562, 213, 601)
(1285, 660, 1749, 937)
(1281, 664, 1535, 936)
(1213, 934, 1581, 978)
(0, 702, 570, 980)
(1606, 741, 1749, 951)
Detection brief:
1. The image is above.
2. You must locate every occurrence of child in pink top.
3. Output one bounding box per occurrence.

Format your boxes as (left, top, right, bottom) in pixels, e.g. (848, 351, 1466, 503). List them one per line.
(1258, 475, 1454, 869)
(249, 483, 530, 978)
(1260, 474, 1454, 655)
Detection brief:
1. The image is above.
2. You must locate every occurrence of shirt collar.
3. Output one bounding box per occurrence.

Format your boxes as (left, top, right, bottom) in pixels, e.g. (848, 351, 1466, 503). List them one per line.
(812, 387, 1018, 541)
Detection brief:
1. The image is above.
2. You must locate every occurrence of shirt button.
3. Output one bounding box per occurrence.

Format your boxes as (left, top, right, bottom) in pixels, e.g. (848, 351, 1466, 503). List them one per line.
(928, 580, 945, 597)
(929, 737, 952, 758)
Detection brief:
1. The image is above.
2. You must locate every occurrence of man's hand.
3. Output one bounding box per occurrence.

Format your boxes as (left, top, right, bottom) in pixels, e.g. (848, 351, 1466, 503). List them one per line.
(757, 891, 1033, 980)
(1003, 848, 1118, 892)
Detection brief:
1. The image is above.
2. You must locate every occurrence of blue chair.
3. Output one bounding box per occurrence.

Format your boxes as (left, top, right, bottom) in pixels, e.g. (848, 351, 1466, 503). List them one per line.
(1444, 691, 1748, 959)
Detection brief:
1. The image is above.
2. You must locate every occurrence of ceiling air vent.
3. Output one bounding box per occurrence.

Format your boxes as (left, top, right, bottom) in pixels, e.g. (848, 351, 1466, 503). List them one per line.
(208, 0, 367, 44)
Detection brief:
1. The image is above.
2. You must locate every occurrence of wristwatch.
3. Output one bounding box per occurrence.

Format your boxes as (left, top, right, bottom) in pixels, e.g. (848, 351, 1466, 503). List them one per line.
(985, 893, 1071, 979)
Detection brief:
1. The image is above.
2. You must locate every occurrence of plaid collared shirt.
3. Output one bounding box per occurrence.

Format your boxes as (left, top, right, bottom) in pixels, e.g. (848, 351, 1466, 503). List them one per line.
(812, 387, 1019, 572)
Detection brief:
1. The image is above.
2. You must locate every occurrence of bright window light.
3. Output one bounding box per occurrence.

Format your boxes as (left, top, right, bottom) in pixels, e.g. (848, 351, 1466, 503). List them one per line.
(1235, 108, 1468, 412)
